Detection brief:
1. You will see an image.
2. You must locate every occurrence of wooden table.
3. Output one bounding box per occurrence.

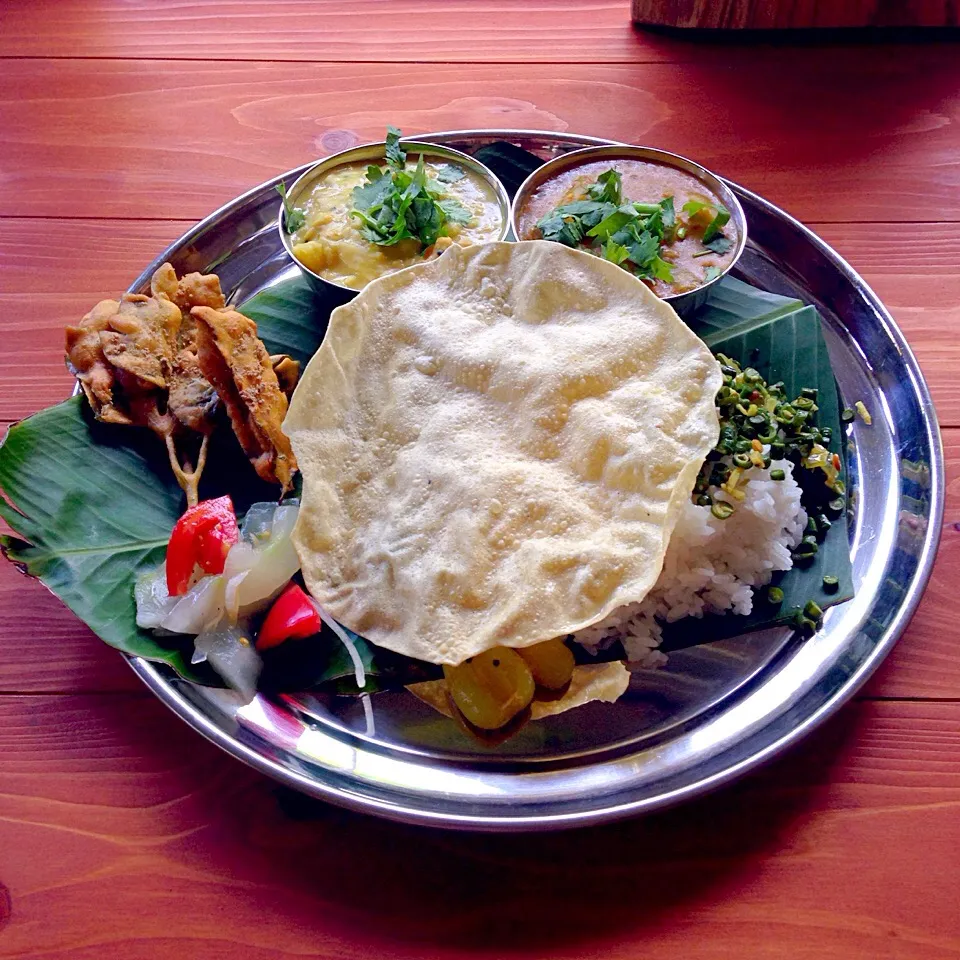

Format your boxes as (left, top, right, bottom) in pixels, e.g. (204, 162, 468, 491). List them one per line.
(1, 3, 958, 957)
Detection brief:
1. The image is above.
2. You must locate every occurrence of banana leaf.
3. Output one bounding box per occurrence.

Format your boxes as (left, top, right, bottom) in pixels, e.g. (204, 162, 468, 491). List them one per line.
(0, 274, 852, 690)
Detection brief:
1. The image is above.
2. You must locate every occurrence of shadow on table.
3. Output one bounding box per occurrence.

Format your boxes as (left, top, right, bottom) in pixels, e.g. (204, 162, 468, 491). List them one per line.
(239, 703, 861, 953)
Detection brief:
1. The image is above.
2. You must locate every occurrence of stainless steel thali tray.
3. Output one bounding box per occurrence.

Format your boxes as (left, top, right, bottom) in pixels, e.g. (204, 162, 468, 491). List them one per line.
(122, 130, 943, 831)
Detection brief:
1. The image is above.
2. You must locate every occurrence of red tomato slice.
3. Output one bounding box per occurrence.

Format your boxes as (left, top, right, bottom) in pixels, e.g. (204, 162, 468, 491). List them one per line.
(166, 496, 239, 595)
(257, 583, 322, 650)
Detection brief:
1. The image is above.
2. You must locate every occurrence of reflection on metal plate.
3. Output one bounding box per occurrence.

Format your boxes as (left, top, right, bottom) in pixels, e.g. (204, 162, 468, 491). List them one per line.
(124, 131, 943, 831)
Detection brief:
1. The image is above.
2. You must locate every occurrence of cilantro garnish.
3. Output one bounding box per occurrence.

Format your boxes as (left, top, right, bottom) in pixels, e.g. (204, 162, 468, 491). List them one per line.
(534, 170, 734, 285)
(703, 234, 733, 255)
(275, 181, 305, 233)
(702, 206, 730, 243)
(586, 169, 623, 205)
(350, 127, 474, 249)
(436, 164, 467, 184)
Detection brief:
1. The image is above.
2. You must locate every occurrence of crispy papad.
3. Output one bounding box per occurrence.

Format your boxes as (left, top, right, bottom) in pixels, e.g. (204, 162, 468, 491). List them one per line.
(285, 241, 721, 665)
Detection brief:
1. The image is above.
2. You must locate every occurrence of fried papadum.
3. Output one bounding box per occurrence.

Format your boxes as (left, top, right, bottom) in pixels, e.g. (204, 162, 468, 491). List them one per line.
(285, 241, 722, 666)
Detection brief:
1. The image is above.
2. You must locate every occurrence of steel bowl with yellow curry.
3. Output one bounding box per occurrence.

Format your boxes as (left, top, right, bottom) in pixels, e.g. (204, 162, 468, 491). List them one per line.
(279, 128, 510, 296)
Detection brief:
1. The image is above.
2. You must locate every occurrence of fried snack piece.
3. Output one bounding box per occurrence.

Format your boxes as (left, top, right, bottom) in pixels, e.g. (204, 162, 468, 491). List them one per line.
(65, 299, 129, 424)
(65, 290, 208, 504)
(150, 263, 225, 435)
(66, 294, 180, 418)
(98, 294, 180, 389)
(270, 354, 301, 397)
(193, 306, 298, 491)
(151, 262, 226, 317)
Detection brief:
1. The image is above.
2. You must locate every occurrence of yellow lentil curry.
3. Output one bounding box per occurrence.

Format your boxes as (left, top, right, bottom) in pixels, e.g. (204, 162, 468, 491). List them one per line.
(290, 155, 504, 290)
(517, 159, 739, 298)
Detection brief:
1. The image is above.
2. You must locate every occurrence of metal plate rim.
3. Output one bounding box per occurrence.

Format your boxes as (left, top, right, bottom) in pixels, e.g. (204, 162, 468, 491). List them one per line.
(122, 129, 943, 831)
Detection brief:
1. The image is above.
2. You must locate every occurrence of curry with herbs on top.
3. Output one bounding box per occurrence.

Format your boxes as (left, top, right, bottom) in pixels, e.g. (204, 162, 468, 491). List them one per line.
(284, 128, 504, 290)
(516, 159, 739, 297)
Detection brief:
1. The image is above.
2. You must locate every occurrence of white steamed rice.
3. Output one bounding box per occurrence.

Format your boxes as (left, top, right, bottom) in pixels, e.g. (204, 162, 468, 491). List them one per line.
(572, 459, 807, 668)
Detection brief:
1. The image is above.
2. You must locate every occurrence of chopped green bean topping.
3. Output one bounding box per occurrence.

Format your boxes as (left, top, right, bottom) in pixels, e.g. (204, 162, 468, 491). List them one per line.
(822, 575, 840, 593)
(766, 586, 784, 605)
(711, 501, 735, 520)
(841, 407, 855, 423)
(770, 468, 786, 481)
(827, 497, 845, 517)
(804, 599, 824, 621)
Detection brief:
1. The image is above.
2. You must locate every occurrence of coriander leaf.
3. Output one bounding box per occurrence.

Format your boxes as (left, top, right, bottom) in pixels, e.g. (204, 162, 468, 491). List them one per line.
(660, 196, 676, 231)
(587, 204, 640, 241)
(553, 200, 614, 230)
(586, 168, 623, 205)
(610, 221, 643, 247)
(602, 240, 631, 266)
(275, 182, 305, 233)
(437, 198, 473, 225)
(366, 164, 385, 181)
(626, 230, 660, 269)
(703, 205, 731, 243)
(352, 175, 394, 214)
(704, 265, 722, 283)
(410, 197, 443, 248)
(644, 206, 665, 240)
(704, 234, 733, 255)
(385, 125, 405, 169)
(682, 199, 710, 217)
(650, 256, 674, 282)
(537, 212, 583, 247)
(436, 163, 466, 183)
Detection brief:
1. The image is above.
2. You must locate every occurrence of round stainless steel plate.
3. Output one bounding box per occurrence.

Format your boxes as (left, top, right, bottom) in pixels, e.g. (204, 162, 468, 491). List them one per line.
(124, 130, 943, 831)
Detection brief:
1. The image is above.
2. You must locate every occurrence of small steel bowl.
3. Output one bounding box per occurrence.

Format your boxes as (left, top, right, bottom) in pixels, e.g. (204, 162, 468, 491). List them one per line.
(279, 140, 512, 300)
(510, 145, 747, 317)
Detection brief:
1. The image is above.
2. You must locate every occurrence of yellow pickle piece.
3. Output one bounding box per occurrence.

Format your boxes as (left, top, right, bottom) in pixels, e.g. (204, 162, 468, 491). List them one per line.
(443, 646, 536, 730)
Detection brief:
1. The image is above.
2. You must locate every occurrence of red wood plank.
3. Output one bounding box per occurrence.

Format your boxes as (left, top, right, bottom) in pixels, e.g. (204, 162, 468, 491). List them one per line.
(0, 695, 957, 959)
(4, 0, 958, 64)
(0, 0, 661, 63)
(0, 56, 958, 222)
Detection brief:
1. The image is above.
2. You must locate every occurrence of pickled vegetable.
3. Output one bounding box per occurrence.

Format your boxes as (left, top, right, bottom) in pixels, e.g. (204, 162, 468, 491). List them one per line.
(444, 647, 535, 730)
(516, 637, 575, 690)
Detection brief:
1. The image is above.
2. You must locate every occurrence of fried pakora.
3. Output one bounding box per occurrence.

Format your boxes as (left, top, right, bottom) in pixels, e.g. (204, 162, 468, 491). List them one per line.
(193, 306, 298, 492)
(66, 264, 299, 505)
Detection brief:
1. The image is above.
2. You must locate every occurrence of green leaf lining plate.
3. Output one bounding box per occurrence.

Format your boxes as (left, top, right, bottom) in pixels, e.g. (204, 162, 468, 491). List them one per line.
(0, 274, 853, 688)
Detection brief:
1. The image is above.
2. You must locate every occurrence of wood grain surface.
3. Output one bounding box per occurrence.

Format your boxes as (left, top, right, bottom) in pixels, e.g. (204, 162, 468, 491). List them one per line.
(4, 0, 958, 62)
(1, 56, 959, 222)
(0, 695, 958, 959)
(1, 5, 959, 958)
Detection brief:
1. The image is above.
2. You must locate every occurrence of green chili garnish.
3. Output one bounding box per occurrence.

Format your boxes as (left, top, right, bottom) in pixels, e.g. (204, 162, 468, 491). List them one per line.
(841, 407, 855, 423)
(804, 599, 824, 621)
(711, 501, 735, 520)
(822, 575, 840, 593)
(770, 468, 786, 481)
(826, 497, 845, 517)
(766, 586, 784, 605)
